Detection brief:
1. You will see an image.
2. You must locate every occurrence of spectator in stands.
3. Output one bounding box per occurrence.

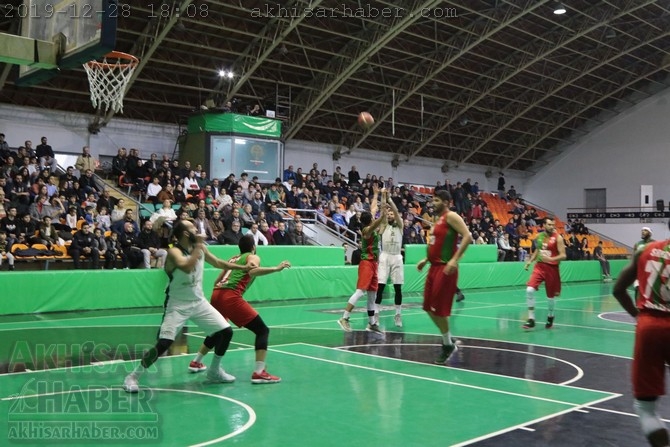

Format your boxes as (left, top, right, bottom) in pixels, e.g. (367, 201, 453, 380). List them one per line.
(146, 176, 162, 205)
(95, 206, 111, 232)
(69, 222, 100, 269)
(472, 231, 486, 245)
(59, 166, 78, 192)
(208, 210, 225, 240)
(138, 220, 167, 268)
(35, 215, 59, 249)
(258, 220, 274, 245)
(248, 222, 268, 246)
(403, 227, 425, 245)
(272, 221, 294, 245)
(144, 153, 160, 177)
(17, 213, 39, 245)
(292, 221, 310, 245)
(497, 173, 505, 199)
(110, 199, 126, 223)
(173, 183, 187, 205)
(218, 221, 243, 245)
(239, 203, 255, 229)
(507, 185, 518, 201)
(111, 208, 139, 236)
(497, 232, 516, 262)
(197, 170, 210, 190)
(112, 148, 128, 177)
(104, 231, 124, 269)
(75, 146, 96, 174)
(193, 209, 217, 244)
(0, 231, 15, 270)
(581, 237, 591, 260)
(265, 203, 283, 227)
(593, 241, 611, 281)
(347, 165, 361, 186)
(0, 133, 9, 162)
(92, 227, 107, 258)
(36, 136, 57, 171)
(118, 221, 143, 269)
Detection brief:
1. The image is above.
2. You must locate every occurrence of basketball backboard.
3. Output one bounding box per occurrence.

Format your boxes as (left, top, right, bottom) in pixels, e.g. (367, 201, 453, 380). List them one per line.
(15, 0, 117, 86)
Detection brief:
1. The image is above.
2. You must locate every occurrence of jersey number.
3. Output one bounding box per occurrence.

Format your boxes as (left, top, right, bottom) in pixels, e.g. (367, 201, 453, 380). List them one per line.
(644, 260, 670, 302)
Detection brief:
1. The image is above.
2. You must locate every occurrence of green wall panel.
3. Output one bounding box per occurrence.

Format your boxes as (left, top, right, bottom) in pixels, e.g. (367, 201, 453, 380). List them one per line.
(0, 260, 630, 316)
(187, 113, 281, 137)
(404, 244, 497, 264)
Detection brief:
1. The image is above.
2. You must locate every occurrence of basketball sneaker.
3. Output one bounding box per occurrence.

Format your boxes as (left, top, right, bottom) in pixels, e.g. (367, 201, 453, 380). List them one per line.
(545, 316, 555, 329)
(456, 291, 465, 302)
(394, 314, 403, 328)
(337, 317, 352, 332)
(366, 323, 383, 334)
(434, 343, 458, 365)
(522, 319, 536, 330)
(206, 368, 236, 383)
(123, 373, 139, 393)
(188, 360, 207, 373)
(251, 370, 281, 384)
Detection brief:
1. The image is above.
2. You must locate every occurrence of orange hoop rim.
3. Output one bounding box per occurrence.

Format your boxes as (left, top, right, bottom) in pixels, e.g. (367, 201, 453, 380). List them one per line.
(86, 51, 139, 69)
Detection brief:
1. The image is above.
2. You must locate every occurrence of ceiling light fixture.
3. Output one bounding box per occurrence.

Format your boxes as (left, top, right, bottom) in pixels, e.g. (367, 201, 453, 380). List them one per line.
(553, 2, 566, 15)
(218, 69, 234, 79)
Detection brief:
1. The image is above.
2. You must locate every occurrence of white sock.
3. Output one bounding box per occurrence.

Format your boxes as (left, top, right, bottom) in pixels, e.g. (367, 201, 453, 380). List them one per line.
(395, 305, 402, 315)
(343, 310, 351, 319)
(132, 363, 145, 378)
(254, 361, 265, 374)
(528, 310, 535, 320)
(193, 352, 205, 363)
(210, 354, 223, 371)
(547, 298, 555, 317)
(441, 331, 453, 346)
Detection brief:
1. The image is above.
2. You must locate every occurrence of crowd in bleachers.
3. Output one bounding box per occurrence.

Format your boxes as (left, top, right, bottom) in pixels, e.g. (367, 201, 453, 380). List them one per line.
(1, 130, 616, 272)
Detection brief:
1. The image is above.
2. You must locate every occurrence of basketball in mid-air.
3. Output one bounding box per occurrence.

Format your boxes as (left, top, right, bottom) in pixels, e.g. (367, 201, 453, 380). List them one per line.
(357, 111, 374, 129)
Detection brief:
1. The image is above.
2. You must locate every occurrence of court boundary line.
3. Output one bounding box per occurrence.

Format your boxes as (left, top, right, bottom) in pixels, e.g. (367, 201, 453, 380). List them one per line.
(1, 386, 256, 447)
(273, 342, 621, 405)
(341, 342, 585, 386)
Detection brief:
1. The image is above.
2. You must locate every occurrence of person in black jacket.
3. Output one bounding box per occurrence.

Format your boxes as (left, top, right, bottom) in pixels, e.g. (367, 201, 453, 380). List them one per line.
(118, 221, 143, 268)
(68, 223, 100, 269)
(138, 220, 167, 268)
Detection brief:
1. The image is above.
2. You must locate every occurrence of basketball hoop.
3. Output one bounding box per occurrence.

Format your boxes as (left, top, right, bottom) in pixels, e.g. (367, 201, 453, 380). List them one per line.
(83, 51, 139, 114)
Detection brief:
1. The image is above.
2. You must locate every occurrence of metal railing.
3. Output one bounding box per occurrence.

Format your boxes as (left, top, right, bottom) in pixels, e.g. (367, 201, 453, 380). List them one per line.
(277, 208, 358, 246)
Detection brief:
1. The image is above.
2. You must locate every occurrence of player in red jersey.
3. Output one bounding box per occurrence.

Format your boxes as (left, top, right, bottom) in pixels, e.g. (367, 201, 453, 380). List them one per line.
(522, 216, 566, 329)
(188, 234, 291, 384)
(614, 224, 670, 447)
(417, 190, 472, 364)
(338, 183, 388, 333)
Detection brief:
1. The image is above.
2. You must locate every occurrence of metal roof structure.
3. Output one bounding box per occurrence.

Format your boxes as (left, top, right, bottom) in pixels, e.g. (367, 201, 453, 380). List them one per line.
(1, 0, 669, 173)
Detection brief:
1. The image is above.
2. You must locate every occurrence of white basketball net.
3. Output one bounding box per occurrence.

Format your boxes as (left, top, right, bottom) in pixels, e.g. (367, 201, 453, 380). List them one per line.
(83, 52, 138, 114)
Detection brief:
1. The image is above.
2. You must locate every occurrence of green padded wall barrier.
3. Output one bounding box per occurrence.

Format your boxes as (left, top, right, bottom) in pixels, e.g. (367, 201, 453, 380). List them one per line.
(404, 244, 497, 264)
(206, 245, 346, 267)
(0, 260, 629, 315)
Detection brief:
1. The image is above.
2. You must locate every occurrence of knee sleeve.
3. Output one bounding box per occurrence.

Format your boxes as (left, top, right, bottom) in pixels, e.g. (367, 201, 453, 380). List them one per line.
(348, 289, 365, 306)
(246, 316, 270, 351)
(203, 335, 216, 350)
(142, 338, 172, 368)
(375, 284, 386, 304)
(526, 286, 536, 308)
(635, 399, 666, 437)
(393, 284, 403, 306)
(211, 326, 233, 356)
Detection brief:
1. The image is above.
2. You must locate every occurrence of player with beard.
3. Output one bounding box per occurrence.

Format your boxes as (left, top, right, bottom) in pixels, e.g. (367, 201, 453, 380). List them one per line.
(374, 188, 405, 327)
(613, 221, 670, 447)
(417, 190, 472, 364)
(522, 216, 566, 330)
(123, 220, 250, 393)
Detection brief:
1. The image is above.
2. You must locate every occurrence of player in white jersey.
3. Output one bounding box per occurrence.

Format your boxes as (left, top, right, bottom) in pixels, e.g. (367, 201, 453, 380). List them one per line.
(374, 189, 405, 327)
(123, 220, 250, 393)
